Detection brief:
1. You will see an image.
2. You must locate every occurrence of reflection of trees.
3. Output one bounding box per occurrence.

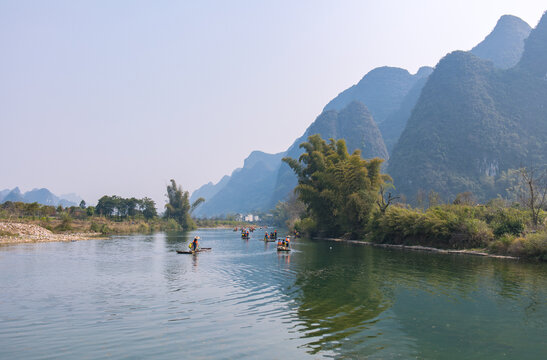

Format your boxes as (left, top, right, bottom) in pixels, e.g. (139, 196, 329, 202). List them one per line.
(292, 241, 547, 356)
(293, 244, 392, 354)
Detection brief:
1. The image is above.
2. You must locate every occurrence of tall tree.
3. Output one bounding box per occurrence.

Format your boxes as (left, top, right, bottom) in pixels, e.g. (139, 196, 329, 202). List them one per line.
(164, 179, 204, 229)
(283, 134, 389, 236)
(141, 197, 157, 219)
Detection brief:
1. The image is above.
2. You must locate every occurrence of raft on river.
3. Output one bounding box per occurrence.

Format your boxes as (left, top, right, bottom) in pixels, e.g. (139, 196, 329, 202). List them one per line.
(277, 246, 291, 252)
(176, 248, 212, 254)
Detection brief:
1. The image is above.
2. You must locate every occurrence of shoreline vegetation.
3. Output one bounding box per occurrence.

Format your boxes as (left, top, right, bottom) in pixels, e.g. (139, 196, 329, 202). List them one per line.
(279, 134, 547, 262)
(3, 150, 546, 261)
(0, 219, 249, 245)
(0, 194, 250, 245)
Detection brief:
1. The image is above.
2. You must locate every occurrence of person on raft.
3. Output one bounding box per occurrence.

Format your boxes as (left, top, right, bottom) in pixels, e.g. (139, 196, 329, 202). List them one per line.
(189, 236, 200, 251)
(264, 232, 269, 240)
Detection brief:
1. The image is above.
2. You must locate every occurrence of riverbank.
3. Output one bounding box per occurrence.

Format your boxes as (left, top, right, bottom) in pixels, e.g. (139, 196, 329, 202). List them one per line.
(317, 237, 520, 260)
(0, 222, 101, 244)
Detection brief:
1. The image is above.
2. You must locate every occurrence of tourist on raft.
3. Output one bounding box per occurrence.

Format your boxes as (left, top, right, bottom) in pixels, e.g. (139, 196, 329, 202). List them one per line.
(189, 236, 200, 251)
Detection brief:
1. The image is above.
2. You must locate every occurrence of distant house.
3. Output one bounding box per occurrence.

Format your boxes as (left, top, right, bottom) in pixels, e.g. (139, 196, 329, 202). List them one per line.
(244, 214, 260, 222)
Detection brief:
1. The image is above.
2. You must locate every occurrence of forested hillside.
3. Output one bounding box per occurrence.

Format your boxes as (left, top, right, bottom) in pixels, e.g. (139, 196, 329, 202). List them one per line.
(388, 12, 547, 202)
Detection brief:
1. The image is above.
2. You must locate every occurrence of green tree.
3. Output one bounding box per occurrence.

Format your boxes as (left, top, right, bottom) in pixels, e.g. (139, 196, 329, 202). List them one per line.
(86, 206, 95, 217)
(283, 134, 389, 236)
(79, 200, 86, 209)
(141, 197, 157, 219)
(164, 179, 204, 229)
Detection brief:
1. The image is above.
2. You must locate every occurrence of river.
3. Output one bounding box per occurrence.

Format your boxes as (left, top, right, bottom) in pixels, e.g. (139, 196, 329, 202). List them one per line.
(1, 228, 546, 359)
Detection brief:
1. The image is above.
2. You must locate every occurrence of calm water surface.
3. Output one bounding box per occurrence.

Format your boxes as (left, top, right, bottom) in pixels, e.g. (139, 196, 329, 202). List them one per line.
(1, 229, 546, 359)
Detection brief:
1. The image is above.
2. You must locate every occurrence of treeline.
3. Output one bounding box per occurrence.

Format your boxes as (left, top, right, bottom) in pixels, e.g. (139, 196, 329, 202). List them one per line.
(0, 201, 88, 219)
(95, 195, 157, 219)
(282, 134, 547, 261)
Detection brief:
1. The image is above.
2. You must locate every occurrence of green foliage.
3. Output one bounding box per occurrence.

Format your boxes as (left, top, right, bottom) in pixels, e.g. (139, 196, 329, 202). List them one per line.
(489, 231, 547, 261)
(510, 232, 547, 261)
(271, 193, 306, 229)
(388, 34, 547, 203)
(162, 218, 182, 231)
(492, 212, 525, 237)
(367, 206, 494, 249)
(141, 197, 157, 220)
(55, 213, 73, 232)
(86, 206, 95, 217)
(284, 134, 388, 236)
(95, 195, 157, 219)
(164, 179, 196, 230)
(89, 222, 101, 233)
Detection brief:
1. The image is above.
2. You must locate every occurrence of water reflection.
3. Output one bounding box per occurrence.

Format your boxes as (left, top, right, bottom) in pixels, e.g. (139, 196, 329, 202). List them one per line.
(287, 239, 547, 358)
(290, 242, 392, 355)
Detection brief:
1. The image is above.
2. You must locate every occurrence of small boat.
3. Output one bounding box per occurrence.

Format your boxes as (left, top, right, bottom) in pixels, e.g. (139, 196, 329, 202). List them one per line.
(264, 239, 276, 242)
(277, 246, 291, 252)
(176, 247, 212, 254)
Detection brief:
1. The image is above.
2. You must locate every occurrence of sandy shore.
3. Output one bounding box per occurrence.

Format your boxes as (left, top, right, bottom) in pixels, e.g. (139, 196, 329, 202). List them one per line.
(316, 237, 519, 260)
(0, 222, 101, 244)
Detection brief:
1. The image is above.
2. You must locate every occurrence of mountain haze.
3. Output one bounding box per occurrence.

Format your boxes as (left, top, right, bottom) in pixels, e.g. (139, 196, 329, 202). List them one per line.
(471, 15, 531, 69)
(388, 12, 547, 201)
(324, 66, 425, 124)
(192, 151, 285, 217)
(191, 12, 544, 215)
(0, 187, 79, 207)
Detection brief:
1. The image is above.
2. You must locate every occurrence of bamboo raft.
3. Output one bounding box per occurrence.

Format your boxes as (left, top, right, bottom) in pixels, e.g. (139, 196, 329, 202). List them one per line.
(176, 248, 212, 254)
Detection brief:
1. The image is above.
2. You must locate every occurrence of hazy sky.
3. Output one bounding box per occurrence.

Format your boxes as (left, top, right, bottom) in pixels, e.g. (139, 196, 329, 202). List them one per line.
(1, 1, 545, 207)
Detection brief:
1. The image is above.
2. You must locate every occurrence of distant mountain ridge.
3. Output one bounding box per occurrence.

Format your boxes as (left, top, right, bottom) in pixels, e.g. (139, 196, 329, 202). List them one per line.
(0, 187, 80, 207)
(192, 151, 286, 217)
(191, 13, 539, 216)
(323, 66, 431, 124)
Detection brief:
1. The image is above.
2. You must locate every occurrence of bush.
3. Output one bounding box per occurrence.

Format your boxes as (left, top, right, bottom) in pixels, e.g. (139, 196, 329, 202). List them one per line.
(492, 210, 525, 237)
(55, 213, 73, 232)
(367, 206, 494, 249)
(508, 232, 547, 261)
(99, 224, 111, 234)
(138, 223, 150, 233)
(162, 218, 181, 231)
(488, 234, 516, 254)
(294, 217, 317, 236)
(90, 222, 101, 233)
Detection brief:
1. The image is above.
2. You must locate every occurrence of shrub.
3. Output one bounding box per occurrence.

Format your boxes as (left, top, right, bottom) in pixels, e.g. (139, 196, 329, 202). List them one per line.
(294, 217, 317, 236)
(138, 223, 150, 233)
(492, 211, 525, 237)
(90, 222, 101, 233)
(508, 232, 547, 261)
(55, 213, 73, 232)
(162, 218, 181, 231)
(488, 234, 516, 254)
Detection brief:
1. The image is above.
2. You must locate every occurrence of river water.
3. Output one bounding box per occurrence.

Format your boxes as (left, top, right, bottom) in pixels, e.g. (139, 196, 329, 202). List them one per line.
(1, 229, 546, 359)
